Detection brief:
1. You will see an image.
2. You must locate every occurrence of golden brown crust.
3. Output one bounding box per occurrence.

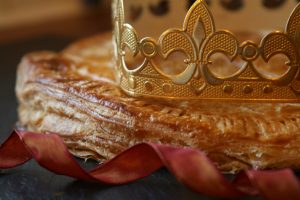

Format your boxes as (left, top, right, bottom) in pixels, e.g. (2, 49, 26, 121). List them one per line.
(16, 33, 300, 173)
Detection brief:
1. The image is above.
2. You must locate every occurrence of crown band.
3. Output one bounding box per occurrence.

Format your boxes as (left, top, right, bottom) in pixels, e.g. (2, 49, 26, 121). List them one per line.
(112, 0, 300, 102)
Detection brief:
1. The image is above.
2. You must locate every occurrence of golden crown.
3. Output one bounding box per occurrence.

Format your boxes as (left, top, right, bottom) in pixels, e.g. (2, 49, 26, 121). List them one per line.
(112, 0, 300, 102)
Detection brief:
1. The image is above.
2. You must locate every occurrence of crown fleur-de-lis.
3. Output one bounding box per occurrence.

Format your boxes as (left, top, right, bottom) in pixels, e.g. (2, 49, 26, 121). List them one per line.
(158, 0, 214, 84)
(113, 0, 300, 102)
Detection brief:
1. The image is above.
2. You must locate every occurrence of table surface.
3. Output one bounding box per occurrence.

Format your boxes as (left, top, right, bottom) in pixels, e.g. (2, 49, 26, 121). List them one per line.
(0, 35, 259, 200)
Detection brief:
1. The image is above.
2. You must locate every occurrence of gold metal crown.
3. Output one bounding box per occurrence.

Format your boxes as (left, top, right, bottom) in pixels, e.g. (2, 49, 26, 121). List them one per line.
(112, 0, 300, 102)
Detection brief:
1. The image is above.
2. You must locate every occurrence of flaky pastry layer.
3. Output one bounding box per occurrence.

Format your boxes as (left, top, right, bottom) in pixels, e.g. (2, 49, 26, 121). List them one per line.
(16, 33, 300, 173)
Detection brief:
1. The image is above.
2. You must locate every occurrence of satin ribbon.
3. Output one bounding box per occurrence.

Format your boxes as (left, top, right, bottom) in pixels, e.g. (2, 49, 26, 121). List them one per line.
(0, 130, 300, 200)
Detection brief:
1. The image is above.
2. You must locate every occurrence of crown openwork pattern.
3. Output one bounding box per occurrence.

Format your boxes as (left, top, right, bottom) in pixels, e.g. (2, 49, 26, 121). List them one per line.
(112, 0, 300, 102)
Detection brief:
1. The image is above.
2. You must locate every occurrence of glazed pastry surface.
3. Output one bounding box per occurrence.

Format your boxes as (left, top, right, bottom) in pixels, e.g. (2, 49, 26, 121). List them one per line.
(16, 33, 300, 173)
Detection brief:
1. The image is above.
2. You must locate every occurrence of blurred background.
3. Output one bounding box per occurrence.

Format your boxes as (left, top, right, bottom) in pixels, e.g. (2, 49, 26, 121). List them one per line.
(0, 0, 298, 44)
(0, 0, 112, 138)
(0, 0, 111, 44)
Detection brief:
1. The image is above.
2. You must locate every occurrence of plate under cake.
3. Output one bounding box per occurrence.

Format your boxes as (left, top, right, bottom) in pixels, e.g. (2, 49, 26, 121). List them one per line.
(16, 33, 300, 173)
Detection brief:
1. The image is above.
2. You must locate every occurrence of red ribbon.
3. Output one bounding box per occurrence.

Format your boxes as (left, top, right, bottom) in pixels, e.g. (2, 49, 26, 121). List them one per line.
(1, 130, 300, 200)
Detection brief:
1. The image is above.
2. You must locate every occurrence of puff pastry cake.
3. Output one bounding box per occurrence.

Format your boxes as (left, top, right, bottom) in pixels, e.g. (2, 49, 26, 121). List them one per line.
(16, 33, 300, 173)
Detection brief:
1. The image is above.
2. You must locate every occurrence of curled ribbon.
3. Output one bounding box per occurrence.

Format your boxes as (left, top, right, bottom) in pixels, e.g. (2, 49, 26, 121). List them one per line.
(0, 130, 300, 200)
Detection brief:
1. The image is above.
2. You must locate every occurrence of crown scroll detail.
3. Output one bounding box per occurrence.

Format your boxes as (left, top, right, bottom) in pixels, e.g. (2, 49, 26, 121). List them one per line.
(112, 0, 300, 102)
